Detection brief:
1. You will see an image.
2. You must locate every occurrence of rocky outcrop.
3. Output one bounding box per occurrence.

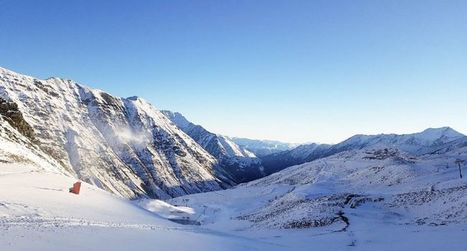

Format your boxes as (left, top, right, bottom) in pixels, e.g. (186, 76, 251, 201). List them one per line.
(0, 97, 35, 141)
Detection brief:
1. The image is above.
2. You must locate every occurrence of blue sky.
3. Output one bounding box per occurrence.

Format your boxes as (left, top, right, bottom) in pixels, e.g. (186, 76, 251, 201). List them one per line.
(1, 0, 466, 143)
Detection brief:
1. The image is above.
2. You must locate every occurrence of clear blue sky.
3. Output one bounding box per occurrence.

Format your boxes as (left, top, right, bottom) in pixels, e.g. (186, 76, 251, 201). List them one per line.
(1, 0, 466, 143)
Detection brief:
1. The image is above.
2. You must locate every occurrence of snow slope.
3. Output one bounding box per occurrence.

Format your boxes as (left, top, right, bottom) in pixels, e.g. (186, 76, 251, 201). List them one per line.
(0, 162, 286, 251)
(162, 110, 265, 183)
(0, 155, 467, 251)
(0, 67, 225, 199)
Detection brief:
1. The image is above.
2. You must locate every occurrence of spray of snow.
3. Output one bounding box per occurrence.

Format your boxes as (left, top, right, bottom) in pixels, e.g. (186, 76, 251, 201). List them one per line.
(114, 127, 151, 148)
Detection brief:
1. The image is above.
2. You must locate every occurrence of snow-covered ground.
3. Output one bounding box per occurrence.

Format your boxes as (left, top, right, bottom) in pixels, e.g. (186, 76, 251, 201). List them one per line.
(0, 163, 285, 251)
(156, 146, 467, 250)
(3, 149, 466, 250)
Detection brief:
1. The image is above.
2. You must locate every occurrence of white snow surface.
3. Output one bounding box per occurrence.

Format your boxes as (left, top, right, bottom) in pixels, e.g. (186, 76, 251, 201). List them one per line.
(2, 154, 466, 251)
(0, 163, 282, 251)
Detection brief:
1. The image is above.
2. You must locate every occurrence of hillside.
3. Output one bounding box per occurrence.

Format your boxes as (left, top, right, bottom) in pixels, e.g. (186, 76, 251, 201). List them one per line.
(159, 142, 467, 250)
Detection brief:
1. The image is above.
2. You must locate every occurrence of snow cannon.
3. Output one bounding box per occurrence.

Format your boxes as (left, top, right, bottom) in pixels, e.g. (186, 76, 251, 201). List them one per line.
(69, 181, 81, 195)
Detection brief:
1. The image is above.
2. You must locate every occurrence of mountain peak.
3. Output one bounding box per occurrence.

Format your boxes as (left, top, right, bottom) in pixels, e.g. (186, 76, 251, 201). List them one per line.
(416, 127, 464, 141)
(126, 96, 140, 101)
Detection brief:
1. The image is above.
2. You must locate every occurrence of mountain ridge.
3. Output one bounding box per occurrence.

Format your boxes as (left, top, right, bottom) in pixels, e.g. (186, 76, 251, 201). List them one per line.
(259, 127, 466, 174)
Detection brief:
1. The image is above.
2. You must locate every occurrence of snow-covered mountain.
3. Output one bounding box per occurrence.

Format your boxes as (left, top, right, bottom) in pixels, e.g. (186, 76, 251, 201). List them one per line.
(0, 67, 226, 199)
(238, 143, 467, 229)
(231, 137, 298, 157)
(328, 127, 465, 155)
(161, 111, 265, 183)
(260, 127, 466, 174)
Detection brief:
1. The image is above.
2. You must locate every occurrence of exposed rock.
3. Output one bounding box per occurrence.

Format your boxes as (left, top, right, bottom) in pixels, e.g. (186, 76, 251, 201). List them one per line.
(0, 97, 35, 141)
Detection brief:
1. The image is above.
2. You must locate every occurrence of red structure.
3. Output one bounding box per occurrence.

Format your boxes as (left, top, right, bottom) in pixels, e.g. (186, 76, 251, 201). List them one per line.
(69, 181, 81, 195)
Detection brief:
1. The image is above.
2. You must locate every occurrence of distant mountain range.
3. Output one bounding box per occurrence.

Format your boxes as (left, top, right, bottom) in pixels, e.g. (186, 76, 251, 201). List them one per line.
(230, 137, 298, 157)
(259, 127, 467, 174)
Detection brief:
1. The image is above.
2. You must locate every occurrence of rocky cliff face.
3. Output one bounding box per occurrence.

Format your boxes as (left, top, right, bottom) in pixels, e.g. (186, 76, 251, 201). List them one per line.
(0, 67, 225, 199)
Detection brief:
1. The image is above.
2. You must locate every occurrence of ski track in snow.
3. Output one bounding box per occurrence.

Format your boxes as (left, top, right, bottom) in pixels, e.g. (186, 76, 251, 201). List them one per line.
(0, 215, 186, 231)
